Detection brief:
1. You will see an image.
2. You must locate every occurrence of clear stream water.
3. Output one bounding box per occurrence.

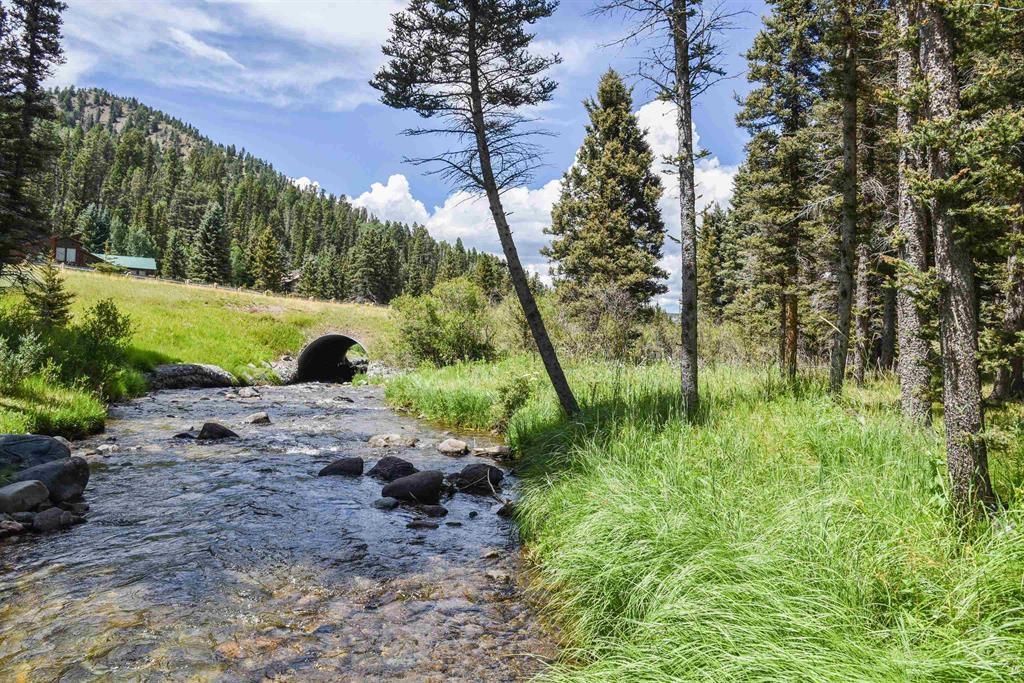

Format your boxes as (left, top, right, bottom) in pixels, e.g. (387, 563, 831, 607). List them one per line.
(0, 383, 555, 681)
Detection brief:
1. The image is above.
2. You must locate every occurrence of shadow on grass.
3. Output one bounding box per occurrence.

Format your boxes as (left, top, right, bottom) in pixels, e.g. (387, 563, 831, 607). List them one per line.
(127, 346, 177, 371)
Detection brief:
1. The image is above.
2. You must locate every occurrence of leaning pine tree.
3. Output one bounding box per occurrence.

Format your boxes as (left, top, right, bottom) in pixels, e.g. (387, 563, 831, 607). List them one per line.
(371, 0, 579, 416)
(543, 69, 667, 313)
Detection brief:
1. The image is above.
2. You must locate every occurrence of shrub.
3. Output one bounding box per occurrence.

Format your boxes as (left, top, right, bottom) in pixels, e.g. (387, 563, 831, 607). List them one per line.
(0, 331, 43, 393)
(55, 298, 135, 398)
(493, 372, 536, 429)
(394, 277, 495, 366)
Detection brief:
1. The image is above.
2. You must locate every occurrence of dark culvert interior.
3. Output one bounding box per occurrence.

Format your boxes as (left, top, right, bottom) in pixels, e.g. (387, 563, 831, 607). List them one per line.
(292, 334, 363, 383)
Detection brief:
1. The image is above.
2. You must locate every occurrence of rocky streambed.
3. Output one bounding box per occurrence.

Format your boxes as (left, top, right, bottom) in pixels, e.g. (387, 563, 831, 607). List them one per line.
(0, 383, 556, 681)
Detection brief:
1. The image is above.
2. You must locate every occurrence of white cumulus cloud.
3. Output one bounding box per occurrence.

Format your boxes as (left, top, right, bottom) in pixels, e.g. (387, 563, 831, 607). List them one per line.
(353, 174, 430, 226)
(290, 176, 321, 192)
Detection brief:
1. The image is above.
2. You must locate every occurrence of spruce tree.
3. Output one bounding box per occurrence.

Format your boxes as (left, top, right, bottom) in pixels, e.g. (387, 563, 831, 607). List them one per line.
(543, 69, 666, 312)
(75, 203, 109, 251)
(188, 201, 230, 283)
(251, 224, 285, 291)
(348, 226, 400, 304)
(161, 229, 187, 279)
(27, 260, 73, 326)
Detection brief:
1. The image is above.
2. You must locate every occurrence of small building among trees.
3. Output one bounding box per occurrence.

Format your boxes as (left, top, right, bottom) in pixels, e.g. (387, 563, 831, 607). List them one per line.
(49, 235, 158, 276)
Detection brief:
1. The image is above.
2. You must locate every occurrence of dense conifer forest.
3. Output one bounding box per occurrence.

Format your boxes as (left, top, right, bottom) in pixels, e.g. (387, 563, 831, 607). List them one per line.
(43, 86, 511, 303)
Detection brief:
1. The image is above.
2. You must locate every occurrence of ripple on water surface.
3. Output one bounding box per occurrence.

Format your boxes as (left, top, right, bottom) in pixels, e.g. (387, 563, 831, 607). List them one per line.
(0, 383, 555, 681)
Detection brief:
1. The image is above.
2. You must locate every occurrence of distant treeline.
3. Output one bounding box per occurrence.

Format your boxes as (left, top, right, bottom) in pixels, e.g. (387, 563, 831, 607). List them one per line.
(44, 86, 512, 302)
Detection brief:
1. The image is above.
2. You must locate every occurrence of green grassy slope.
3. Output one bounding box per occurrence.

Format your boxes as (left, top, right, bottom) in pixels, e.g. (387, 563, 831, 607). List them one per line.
(386, 358, 1024, 681)
(63, 270, 395, 377)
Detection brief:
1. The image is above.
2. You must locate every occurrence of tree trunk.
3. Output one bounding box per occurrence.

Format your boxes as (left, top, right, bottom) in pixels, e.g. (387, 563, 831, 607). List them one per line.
(829, 3, 859, 394)
(673, 0, 699, 417)
(785, 285, 798, 381)
(879, 273, 896, 371)
(990, 210, 1024, 401)
(918, 1, 995, 516)
(853, 242, 871, 385)
(466, 2, 579, 417)
(895, 0, 933, 424)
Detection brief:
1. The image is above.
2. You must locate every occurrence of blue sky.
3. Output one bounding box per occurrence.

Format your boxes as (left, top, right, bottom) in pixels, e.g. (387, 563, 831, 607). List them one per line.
(54, 0, 767, 307)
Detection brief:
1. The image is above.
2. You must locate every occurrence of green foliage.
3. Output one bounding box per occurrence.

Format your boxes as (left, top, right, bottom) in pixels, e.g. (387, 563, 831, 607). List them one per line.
(188, 201, 230, 283)
(0, 330, 42, 392)
(386, 358, 1024, 680)
(348, 225, 401, 304)
(25, 260, 74, 326)
(393, 277, 495, 366)
(250, 223, 285, 291)
(543, 69, 666, 310)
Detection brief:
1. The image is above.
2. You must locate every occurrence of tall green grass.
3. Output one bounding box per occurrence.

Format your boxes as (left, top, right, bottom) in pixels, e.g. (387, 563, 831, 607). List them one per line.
(385, 359, 1024, 681)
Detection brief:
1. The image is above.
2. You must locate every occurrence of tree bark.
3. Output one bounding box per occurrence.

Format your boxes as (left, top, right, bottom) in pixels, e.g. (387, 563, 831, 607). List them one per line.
(918, 1, 995, 515)
(785, 284, 798, 381)
(853, 242, 871, 385)
(895, 0, 933, 424)
(673, 0, 699, 417)
(990, 210, 1024, 401)
(829, 2, 859, 394)
(879, 273, 896, 371)
(466, 1, 579, 417)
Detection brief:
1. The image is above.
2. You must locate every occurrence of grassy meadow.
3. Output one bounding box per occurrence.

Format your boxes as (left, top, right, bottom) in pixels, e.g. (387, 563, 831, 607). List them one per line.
(386, 357, 1024, 681)
(0, 269, 395, 436)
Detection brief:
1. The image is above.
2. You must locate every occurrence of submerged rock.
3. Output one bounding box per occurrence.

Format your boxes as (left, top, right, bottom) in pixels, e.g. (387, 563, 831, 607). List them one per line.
(148, 363, 235, 390)
(237, 387, 260, 399)
(367, 456, 418, 482)
(172, 431, 196, 440)
(32, 506, 81, 532)
(420, 504, 448, 518)
(406, 520, 439, 530)
(197, 423, 238, 441)
(449, 463, 504, 494)
(0, 519, 25, 537)
(372, 497, 401, 510)
(473, 445, 512, 459)
(437, 438, 469, 456)
(318, 457, 364, 477)
(368, 433, 418, 448)
(11, 457, 90, 504)
(244, 411, 271, 425)
(0, 435, 71, 471)
(382, 470, 444, 505)
(0, 480, 50, 514)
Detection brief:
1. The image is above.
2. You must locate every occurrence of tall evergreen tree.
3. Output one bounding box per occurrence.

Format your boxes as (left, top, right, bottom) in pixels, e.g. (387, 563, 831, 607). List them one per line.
(543, 69, 666, 311)
(161, 228, 187, 279)
(251, 224, 285, 291)
(188, 201, 230, 283)
(349, 226, 400, 304)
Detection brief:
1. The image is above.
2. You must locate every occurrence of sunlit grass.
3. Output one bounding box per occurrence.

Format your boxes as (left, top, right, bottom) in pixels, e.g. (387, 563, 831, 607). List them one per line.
(0, 375, 105, 439)
(386, 358, 1024, 681)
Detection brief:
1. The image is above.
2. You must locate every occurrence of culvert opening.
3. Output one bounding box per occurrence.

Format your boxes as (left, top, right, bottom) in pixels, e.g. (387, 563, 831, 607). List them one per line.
(292, 334, 364, 384)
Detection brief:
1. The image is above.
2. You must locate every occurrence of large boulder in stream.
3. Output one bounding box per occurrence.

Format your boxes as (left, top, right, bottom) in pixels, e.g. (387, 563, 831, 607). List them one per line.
(318, 457, 364, 477)
(449, 463, 504, 494)
(0, 480, 50, 513)
(367, 456, 418, 482)
(382, 470, 445, 505)
(0, 435, 71, 472)
(148, 364, 236, 390)
(11, 457, 90, 504)
(197, 423, 238, 441)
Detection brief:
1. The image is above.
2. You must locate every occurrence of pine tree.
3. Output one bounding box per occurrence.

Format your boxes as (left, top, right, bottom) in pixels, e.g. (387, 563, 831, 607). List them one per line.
(543, 69, 666, 312)
(372, 0, 580, 417)
(161, 229, 187, 279)
(348, 226, 400, 304)
(26, 260, 73, 326)
(75, 202, 109, 251)
(188, 201, 230, 283)
(251, 224, 285, 291)
(735, 0, 822, 380)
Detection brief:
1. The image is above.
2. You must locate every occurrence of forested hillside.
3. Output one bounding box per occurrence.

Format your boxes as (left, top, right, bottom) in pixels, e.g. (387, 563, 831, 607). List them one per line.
(44, 86, 511, 302)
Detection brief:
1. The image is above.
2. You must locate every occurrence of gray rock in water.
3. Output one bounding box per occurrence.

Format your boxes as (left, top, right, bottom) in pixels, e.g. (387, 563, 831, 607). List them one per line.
(437, 438, 469, 456)
(244, 411, 271, 425)
(406, 520, 439, 530)
(0, 519, 25, 537)
(492, 501, 516, 518)
(197, 423, 238, 441)
(11, 457, 89, 504)
(420, 504, 448, 518)
(0, 435, 71, 471)
(318, 457, 364, 477)
(11, 511, 35, 525)
(368, 433, 418, 448)
(473, 445, 512, 459)
(0, 480, 50, 514)
(449, 463, 504, 494)
(237, 387, 260, 399)
(382, 470, 444, 505)
(372, 497, 401, 510)
(367, 456, 418, 482)
(32, 506, 76, 532)
(147, 363, 236, 390)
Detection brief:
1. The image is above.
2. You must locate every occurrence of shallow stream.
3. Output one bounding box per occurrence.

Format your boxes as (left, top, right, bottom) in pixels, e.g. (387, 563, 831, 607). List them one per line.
(0, 383, 554, 681)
